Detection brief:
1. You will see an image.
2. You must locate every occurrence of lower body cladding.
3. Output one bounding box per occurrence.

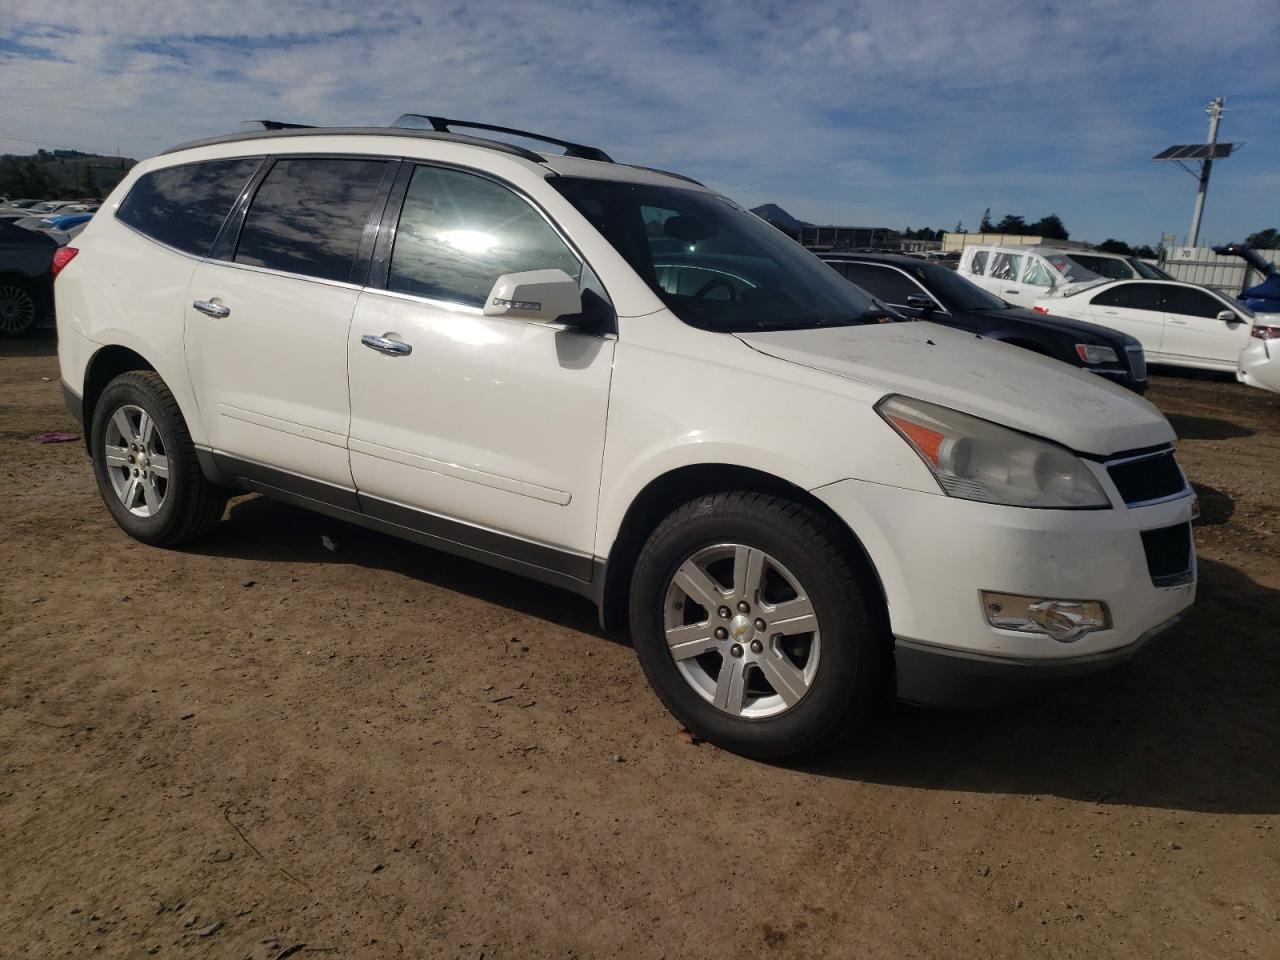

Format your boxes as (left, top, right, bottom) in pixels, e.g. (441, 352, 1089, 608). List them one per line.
(814, 478, 1197, 707)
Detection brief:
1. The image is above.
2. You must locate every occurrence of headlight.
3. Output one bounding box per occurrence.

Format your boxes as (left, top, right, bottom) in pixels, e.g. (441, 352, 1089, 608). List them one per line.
(877, 395, 1110, 508)
(1075, 343, 1119, 364)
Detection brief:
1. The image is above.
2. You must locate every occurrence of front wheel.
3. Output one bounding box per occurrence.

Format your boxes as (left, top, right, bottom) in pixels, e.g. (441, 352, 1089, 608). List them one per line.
(629, 492, 890, 759)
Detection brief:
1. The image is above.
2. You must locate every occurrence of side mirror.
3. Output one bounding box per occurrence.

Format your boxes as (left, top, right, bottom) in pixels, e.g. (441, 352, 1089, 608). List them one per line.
(905, 294, 938, 314)
(483, 269, 582, 323)
(1216, 309, 1238, 323)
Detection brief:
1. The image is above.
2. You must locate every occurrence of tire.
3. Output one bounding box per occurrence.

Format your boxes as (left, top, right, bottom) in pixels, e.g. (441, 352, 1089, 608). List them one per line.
(90, 371, 227, 546)
(0, 277, 40, 337)
(629, 491, 890, 759)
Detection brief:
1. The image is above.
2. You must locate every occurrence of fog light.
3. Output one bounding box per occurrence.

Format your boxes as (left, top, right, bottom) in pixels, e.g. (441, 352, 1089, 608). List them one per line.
(981, 591, 1110, 643)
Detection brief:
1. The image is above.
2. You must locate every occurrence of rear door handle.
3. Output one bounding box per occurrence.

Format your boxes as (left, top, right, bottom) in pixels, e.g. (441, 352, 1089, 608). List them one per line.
(192, 299, 230, 318)
(361, 334, 412, 356)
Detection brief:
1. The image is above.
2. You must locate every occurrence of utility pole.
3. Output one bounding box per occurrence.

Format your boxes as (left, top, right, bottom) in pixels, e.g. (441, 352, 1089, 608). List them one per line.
(1188, 96, 1224, 247)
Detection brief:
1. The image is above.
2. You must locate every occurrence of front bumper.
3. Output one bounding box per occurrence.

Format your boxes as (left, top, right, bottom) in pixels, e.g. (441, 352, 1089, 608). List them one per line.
(814, 478, 1197, 705)
(894, 614, 1182, 707)
(1094, 367, 1147, 394)
(1237, 337, 1280, 395)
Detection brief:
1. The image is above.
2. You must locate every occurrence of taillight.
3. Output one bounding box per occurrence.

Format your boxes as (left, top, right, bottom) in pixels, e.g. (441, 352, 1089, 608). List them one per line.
(51, 246, 79, 279)
(1252, 324, 1280, 340)
(1033, 305, 1050, 314)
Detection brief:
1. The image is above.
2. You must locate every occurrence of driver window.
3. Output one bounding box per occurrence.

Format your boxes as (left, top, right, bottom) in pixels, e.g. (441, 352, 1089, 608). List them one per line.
(388, 165, 580, 307)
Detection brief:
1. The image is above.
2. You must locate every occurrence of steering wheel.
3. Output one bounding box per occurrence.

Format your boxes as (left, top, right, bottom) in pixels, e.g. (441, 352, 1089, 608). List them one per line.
(692, 277, 737, 302)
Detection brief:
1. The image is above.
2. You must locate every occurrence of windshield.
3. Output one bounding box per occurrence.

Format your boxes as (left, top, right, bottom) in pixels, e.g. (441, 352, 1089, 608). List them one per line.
(549, 177, 883, 332)
(912, 261, 1009, 311)
(1129, 258, 1173, 280)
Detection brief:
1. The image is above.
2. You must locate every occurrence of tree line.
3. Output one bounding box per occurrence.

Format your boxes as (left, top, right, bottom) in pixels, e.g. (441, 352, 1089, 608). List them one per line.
(0, 149, 136, 200)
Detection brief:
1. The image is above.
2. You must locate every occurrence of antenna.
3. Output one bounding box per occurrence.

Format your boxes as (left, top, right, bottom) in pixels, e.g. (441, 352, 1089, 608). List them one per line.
(1152, 97, 1237, 247)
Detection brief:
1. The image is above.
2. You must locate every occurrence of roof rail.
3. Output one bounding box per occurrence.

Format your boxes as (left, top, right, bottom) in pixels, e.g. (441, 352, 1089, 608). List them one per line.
(623, 164, 704, 187)
(241, 120, 315, 131)
(393, 114, 613, 163)
(163, 126, 550, 162)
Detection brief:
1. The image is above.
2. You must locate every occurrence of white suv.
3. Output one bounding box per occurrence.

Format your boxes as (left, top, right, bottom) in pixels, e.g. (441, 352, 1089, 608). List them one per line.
(54, 119, 1197, 758)
(958, 245, 1174, 308)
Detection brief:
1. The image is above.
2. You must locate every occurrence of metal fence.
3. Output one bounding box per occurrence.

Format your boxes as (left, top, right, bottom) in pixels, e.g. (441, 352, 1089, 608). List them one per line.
(1157, 246, 1279, 295)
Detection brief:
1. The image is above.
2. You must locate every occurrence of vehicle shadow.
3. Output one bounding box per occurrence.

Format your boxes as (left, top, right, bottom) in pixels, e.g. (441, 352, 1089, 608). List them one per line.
(1168, 412, 1255, 441)
(798, 557, 1280, 814)
(186, 492, 617, 642)
(0, 331, 57, 358)
(1191, 481, 1235, 525)
(191, 496, 1278, 812)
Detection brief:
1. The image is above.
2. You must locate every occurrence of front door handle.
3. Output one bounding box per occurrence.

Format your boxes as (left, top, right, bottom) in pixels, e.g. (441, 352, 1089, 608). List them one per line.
(1005, 288, 1020, 294)
(361, 334, 412, 356)
(192, 299, 230, 318)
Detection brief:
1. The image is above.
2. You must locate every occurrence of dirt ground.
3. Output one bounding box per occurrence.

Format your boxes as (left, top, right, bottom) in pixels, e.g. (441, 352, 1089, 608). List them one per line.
(2, 336, 1278, 959)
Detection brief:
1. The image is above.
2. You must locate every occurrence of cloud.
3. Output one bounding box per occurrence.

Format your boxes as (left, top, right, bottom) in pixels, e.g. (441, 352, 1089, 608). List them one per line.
(2, 0, 1277, 241)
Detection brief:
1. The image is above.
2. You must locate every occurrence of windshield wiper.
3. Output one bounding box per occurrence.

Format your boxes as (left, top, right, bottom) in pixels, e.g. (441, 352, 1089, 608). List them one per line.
(858, 309, 900, 324)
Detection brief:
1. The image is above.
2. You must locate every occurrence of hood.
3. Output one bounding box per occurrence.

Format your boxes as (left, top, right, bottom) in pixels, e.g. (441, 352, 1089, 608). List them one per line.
(736, 322, 1173, 456)
(977, 305, 1140, 347)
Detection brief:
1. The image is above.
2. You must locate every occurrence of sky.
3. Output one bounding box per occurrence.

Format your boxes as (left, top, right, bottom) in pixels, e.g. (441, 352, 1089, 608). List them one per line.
(2, 0, 1277, 246)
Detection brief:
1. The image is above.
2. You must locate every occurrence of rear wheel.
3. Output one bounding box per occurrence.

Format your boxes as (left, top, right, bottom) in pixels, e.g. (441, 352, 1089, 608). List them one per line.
(0, 278, 39, 336)
(90, 371, 227, 545)
(629, 492, 890, 758)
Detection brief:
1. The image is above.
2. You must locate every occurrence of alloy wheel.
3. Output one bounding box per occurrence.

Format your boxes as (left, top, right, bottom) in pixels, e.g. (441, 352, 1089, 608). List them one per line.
(0, 283, 36, 334)
(103, 404, 169, 517)
(663, 543, 821, 719)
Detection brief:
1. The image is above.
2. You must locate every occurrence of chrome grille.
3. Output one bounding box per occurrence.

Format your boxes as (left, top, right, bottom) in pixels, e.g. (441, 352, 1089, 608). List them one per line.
(1106, 448, 1188, 507)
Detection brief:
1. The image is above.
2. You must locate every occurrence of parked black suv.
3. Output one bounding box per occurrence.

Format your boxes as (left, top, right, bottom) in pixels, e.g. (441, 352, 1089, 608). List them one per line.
(821, 252, 1147, 393)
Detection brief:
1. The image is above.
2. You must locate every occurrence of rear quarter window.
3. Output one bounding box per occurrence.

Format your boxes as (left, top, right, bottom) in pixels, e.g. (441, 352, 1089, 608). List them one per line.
(117, 158, 262, 256)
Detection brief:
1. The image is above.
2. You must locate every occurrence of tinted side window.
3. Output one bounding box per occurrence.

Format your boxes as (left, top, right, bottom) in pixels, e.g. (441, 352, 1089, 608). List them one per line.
(969, 250, 988, 275)
(1091, 283, 1164, 311)
(388, 166, 580, 307)
(117, 158, 261, 256)
(1162, 286, 1228, 319)
(842, 263, 926, 305)
(1068, 254, 1130, 279)
(235, 158, 390, 283)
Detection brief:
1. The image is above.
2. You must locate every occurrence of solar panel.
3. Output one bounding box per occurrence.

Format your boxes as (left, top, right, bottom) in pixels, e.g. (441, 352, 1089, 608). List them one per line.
(1153, 143, 1234, 160)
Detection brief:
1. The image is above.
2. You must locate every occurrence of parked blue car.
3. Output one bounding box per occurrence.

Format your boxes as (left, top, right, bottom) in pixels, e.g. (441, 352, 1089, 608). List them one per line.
(43, 212, 94, 231)
(1212, 243, 1280, 313)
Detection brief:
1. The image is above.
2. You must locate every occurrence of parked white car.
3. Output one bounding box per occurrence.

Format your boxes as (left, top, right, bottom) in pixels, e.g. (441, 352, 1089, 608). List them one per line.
(957, 245, 1173, 308)
(1236, 315, 1280, 394)
(1032, 279, 1275, 385)
(54, 121, 1197, 757)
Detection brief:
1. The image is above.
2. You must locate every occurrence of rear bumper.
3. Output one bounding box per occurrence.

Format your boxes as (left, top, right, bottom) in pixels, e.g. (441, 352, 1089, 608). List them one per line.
(1237, 337, 1279, 394)
(62, 380, 83, 428)
(894, 614, 1183, 707)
